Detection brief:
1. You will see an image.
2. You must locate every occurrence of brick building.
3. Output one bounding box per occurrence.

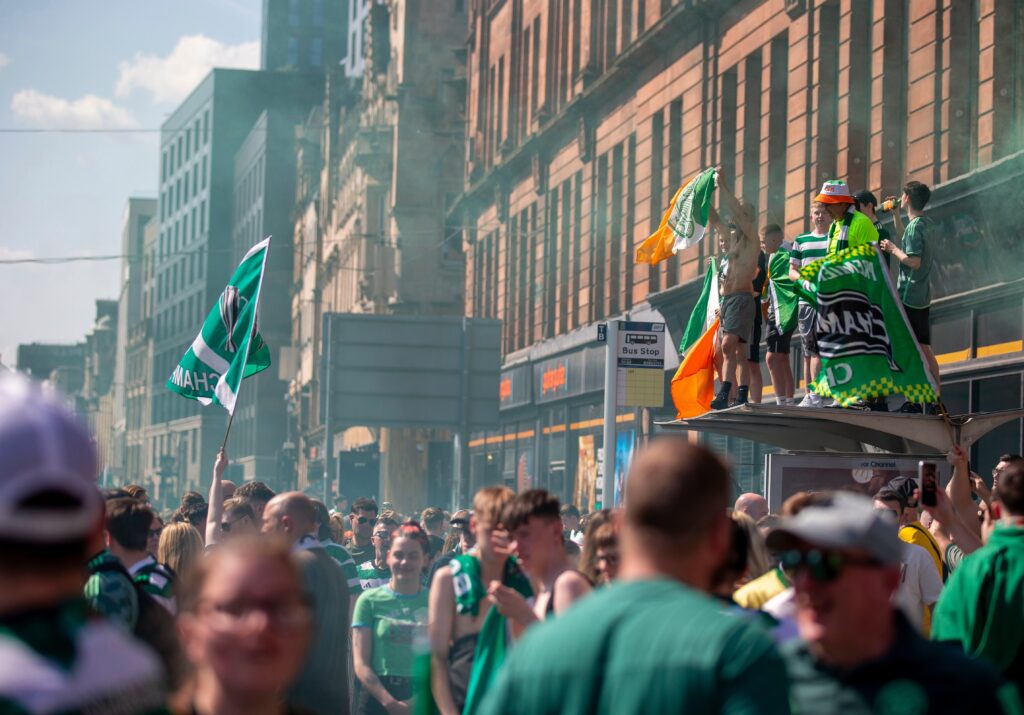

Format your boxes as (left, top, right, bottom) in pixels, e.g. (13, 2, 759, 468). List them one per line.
(455, 0, 1024, 506)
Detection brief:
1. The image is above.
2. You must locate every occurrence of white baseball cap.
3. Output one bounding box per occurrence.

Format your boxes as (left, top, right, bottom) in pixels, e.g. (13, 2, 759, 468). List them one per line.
(0, 372, 102, 542)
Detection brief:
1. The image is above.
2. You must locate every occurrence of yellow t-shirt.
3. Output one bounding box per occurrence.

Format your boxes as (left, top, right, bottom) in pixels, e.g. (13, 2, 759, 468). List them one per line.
(827, 208, 879, 255)
(899, 522, 943, 578)
(733, 567, 789, 610)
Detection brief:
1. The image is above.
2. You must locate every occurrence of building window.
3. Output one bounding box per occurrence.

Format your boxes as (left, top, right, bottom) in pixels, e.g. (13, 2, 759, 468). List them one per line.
(649, 111, 664, 293)
(287, 37, 299, 66)
(742, 50, 762, 216)
(768, 35, 789, 227)
(289, 0, 300, 26)
(667, 98, 682, 286)
(313, 0, 323, 24)
(949, 0, 979, 176)
(203, 109, 210, 144)
(609, 143, 624, 316)
(311, 37, 323, 67)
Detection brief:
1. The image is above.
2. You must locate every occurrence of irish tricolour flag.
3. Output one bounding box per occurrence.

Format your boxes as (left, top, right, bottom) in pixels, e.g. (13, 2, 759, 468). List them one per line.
(635, 167, 718, 265)
(166, 237, 272, 414)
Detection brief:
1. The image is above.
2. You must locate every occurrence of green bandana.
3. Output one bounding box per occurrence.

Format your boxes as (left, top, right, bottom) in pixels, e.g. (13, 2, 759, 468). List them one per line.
(451, 554, 533, 714)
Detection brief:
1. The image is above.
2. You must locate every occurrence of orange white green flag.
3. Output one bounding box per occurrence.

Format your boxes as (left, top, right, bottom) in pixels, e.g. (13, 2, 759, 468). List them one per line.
(671, 317, 720, 418)
(635, 167, 718, 265)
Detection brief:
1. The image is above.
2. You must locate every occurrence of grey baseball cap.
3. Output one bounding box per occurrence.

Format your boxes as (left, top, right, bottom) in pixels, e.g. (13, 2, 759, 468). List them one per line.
(766, 491, 902, 565)
(0, 372, 101, 542)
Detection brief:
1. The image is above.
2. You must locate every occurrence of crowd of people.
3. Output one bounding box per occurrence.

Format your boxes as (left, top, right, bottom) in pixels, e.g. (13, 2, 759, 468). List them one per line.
(712, 177, 938, 412)
(2, 369, 1023, 714)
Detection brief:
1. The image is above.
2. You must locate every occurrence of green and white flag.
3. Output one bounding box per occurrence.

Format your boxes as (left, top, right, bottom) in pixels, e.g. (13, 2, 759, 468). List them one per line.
(636, 167, 717, 264)
(667, 167, 717, 253)
(795, 243, 938, 406)
(767, 248, 798, 333)
(166, 237, 272, 413)
(679, 257, 719, 355)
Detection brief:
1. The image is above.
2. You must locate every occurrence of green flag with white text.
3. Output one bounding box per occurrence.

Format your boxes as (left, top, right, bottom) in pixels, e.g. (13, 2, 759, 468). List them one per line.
(166, 237, 272, 413)
(795, 243, 938, 406)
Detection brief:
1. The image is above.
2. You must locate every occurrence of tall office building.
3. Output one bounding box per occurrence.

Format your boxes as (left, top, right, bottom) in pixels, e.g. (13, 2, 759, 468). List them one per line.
(112, 198, 157, 484)
(261, 0, 346, 72)
(149, 69, 320, 500)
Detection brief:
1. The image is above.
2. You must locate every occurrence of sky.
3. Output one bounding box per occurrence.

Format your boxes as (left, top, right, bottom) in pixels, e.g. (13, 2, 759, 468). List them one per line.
(0, 0, 263, 365)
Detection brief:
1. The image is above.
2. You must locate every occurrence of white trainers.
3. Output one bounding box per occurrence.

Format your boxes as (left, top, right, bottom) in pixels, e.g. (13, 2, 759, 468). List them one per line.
(798, 393, 824, 408)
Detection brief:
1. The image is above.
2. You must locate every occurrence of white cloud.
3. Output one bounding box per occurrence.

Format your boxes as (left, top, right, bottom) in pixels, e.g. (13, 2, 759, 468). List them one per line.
(115, 34, 259, 105)
(0, 52, 10, 69)
(10, 90, 137, 129)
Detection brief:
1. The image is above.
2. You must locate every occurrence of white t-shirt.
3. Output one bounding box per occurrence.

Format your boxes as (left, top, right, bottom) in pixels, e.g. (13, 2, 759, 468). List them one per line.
(893, 542, 943, 632)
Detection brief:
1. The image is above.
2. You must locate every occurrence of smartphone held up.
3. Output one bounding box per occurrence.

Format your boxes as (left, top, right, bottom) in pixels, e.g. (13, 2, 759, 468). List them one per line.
(919, 461, 938, 507)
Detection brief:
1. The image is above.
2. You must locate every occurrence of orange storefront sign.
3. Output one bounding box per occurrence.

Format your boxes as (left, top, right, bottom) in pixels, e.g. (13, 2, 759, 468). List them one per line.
(541, 363, 567, 394)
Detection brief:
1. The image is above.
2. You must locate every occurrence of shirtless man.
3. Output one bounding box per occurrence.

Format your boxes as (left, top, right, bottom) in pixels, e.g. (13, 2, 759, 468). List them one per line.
(490, 490, 592, 622)
(429, 486, 531, 715)
(710, 218, 761, 410)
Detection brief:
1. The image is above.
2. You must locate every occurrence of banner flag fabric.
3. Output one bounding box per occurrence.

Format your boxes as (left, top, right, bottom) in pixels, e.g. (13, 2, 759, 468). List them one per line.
(166, 237, 272, 414)
(678, 258, 719, 355)
(635, 167, 718, 265)
(767, 249, 798, 333)
(671, 317, 720, 419)
(795, 243, 938, 406)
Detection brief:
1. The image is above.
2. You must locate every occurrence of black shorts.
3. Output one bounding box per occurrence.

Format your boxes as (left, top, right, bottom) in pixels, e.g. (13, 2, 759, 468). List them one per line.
(766, 317, 793, 354)
(905, 306, 931, 345)
(748, 316, 763, 363)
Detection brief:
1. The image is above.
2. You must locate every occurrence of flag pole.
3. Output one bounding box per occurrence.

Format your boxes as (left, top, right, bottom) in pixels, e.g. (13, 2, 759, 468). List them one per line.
(221, 410, 236, 452)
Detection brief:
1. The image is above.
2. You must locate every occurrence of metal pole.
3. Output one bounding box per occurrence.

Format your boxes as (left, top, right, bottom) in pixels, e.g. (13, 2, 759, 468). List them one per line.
(323, 315, 332, 504)
(601, 321, 618, 509)
(454, 318, 471, 508)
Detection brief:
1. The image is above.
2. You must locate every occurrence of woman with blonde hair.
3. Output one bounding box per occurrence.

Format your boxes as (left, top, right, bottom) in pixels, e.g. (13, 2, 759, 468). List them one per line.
(158, 522, 204, 581)
(174, 536, 312, 715)
(731, 511, 772, 583)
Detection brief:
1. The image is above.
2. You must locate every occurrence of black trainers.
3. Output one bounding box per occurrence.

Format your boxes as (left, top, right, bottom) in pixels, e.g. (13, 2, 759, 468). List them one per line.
(899, 402, 923, 414)
(736, 386, 749, 405)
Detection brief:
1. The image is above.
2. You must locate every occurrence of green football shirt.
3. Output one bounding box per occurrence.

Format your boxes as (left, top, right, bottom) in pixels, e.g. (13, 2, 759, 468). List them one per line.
(352, 585, 429, 678)
(322, 539, 363, 594)
(897, 216, 933, 308)
(790, 231, 829, 270)
(476, 578, 791, 715)
(356, 559, 391, 590)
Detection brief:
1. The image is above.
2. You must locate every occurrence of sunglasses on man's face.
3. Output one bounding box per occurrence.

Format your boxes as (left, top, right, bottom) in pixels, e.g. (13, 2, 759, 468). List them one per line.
(780, 549, 881, 584)
(354, 516, 375, 525)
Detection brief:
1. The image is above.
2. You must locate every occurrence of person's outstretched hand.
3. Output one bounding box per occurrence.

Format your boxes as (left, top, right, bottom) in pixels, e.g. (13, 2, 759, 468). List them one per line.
(214, 448, 228, 479)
